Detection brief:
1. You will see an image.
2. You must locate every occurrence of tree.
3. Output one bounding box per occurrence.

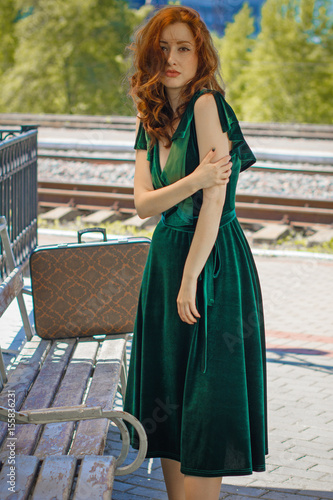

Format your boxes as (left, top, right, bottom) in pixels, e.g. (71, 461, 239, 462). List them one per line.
(0, 0, 148, 115)
(212, 2, 256, 116)
(0, 0, 18, 73)
(241, 0, 333, 123)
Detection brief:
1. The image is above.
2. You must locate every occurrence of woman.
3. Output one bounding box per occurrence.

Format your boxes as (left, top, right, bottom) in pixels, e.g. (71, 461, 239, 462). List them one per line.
(123, 5, 268, 500)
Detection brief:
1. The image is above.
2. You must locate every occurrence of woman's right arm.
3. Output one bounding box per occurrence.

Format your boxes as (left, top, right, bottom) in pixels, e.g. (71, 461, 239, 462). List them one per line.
(134, 118, 232, 219)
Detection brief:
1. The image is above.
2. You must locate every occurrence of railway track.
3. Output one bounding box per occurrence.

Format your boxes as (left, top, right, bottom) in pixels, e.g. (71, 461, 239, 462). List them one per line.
(38, 181, 333, 226)
(38, 142, 333, 166)
(38, 151, 333, 175)
(37, 142, 333, 226)
(2, 114, 333, 140)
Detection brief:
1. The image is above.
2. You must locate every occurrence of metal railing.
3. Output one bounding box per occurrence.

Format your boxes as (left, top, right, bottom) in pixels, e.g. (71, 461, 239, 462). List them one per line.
(0, 126, 38, 279)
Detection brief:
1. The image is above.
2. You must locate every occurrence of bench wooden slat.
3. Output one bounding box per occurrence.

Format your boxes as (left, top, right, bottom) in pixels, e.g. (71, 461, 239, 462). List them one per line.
(0, 340, 76, 460)
(0, 455, 39, 500)
(73, 455, 116, 500)
(0, 336, 51, 447)
(34, 340, 99, 458)
(31, 456, 77, 500)
(69, 337, 127, 457)
(0, 266, 24, 317)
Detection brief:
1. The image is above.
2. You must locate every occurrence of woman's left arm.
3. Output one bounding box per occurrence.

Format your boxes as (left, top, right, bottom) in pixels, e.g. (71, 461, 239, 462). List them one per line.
(177, 93, 231, 324)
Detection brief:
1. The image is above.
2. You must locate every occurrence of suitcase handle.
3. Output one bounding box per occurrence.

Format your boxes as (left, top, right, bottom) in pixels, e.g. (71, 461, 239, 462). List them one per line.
(77, 227, 107, 243)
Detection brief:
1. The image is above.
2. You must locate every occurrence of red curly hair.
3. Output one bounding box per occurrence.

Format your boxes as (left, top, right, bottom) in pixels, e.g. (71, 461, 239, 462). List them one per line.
(128, 5, 225, 148)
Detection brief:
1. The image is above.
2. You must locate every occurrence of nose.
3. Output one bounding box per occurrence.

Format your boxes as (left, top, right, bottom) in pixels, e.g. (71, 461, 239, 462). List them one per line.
(167, 47, 177, 66)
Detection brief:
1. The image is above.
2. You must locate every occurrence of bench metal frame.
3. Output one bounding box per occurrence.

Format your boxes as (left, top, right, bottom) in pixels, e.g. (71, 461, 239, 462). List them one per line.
(0, 404, 147, 476)
(0, 216, 35, 388)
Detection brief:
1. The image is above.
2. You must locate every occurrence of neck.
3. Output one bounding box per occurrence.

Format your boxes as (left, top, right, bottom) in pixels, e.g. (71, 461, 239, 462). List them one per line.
(166, 88, 182, 112)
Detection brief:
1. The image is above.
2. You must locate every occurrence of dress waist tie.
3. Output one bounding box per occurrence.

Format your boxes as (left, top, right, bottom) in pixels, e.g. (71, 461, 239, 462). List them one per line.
(161, 208, 237, 374)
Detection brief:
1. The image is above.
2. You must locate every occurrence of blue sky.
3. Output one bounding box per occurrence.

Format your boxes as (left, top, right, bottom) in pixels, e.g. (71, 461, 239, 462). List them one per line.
(127, 0, 266, 35)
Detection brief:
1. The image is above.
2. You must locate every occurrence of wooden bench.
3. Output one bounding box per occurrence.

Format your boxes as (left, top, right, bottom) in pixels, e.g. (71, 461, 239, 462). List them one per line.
(0, 217, 147, 499)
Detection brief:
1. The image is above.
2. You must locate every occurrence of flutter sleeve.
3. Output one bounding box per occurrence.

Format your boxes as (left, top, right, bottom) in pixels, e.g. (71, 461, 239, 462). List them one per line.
(212, 90, 256, 173)
(134, 120, 148, 150)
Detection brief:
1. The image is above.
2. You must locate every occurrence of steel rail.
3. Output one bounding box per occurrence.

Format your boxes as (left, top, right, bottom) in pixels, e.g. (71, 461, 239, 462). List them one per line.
(2, 114, 333, 139)
(38, 152, 333, 175)
(37, 142, 333, 165)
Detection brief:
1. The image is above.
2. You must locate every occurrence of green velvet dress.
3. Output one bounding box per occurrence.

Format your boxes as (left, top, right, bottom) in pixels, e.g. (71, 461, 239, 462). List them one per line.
(123, 89, 268, 477)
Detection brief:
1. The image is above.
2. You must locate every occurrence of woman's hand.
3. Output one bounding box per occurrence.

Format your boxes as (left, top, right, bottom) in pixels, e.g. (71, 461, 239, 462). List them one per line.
(176, 276, 201, 324)
(192, 149, 232, 190)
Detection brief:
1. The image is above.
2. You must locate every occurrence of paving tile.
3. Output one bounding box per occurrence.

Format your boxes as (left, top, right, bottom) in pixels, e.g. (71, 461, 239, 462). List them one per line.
(126, 486, 168, 499)
(220, 483, 268, 496)
(261, 493, 318, 500)
(127, 467, 165, 481)
(2, 253, 333, 500)
(223, 474, 271, 486)
(268, 467, 327, 480)
(307, 465, 333, 475)
(221, 496, 259, 500)
(123, 474, 167, 491)
(249, 474, 294, 485)
(282, 480, 333, 497)
(295, 456, 333, 469)
(309, 435, 333, 446)
(111, 492, 152, 500)
(112, 480, 138, 493)
(297, 491, 333, 500)
(284, 444, 332, 458)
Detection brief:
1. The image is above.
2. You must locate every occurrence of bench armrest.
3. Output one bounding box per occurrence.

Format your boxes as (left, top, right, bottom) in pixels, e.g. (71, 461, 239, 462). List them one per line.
(0, 404, 147, 476)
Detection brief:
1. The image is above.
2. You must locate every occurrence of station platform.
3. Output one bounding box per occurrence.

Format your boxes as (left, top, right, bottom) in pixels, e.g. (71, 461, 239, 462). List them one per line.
(0, 231, 332, 499)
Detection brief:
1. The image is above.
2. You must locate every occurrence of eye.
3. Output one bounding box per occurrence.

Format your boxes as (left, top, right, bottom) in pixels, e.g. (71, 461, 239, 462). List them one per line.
(160, 45, 168, 52)
(179, 46, 190, 52)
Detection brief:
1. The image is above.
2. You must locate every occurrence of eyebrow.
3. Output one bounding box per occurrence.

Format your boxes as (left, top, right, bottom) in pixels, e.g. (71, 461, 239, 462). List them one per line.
(159, 40, 193, 45)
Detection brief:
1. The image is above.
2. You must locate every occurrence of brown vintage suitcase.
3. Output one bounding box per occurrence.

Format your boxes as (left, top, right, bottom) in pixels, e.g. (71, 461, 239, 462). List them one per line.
(30, 228, 150, 339)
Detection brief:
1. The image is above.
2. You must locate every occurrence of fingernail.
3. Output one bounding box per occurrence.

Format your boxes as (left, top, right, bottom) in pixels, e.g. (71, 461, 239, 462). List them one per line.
(212, 148, 215, 152)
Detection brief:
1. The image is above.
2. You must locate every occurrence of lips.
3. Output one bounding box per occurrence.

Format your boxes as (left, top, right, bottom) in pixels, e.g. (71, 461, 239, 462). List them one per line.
(165, 70, 180, 77)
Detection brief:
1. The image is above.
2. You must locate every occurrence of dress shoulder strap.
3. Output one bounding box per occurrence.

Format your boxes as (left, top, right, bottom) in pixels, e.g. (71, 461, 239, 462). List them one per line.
(134, 120, 148, 151)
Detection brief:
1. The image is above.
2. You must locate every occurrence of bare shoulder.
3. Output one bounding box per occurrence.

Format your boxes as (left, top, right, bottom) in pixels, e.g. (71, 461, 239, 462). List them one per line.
(194, 92, 218, 117)
(194, 92, 221, 134)
(193, 91, 232, 160)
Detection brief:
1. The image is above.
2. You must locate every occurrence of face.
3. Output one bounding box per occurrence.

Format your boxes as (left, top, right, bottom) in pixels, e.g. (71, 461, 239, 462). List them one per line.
(159, 22, 198, 92)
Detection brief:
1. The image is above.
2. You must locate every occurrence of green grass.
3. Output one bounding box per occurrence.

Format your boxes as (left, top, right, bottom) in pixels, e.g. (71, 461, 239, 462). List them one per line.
(38, 217, 333, 254)
(276, 230, 333, 254)
(37, 216, 155, 240)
